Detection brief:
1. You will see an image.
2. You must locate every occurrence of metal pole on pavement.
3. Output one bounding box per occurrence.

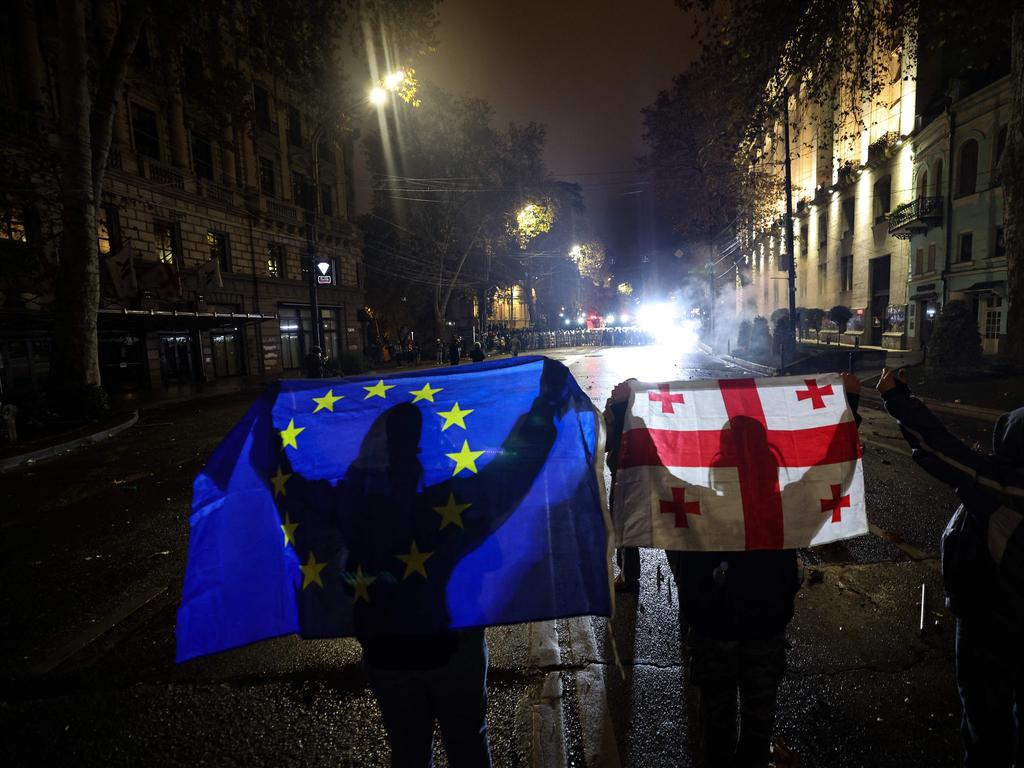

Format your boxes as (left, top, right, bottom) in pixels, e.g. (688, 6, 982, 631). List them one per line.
(306, 127, 323, 352)
(782, 89, 797, 351)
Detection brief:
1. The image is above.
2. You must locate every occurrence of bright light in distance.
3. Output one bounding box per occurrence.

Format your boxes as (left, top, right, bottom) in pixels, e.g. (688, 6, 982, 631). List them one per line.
(619, 313, 630, 324)
(384, 70, 406, 89)
(605, 314, 616, 324)
(576, 315, 586, 323)
(636, 302, 700, 349)
(369, 87, 387, 106)
(564, 318, 571, 325)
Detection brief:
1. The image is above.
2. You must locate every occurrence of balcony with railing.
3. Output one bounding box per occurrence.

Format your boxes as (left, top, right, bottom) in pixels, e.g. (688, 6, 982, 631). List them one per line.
(888, 196, 943, 239)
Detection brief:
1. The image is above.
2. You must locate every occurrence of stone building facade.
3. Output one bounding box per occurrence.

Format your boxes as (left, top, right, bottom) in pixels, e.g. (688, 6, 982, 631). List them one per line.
(0, 1, 365, 398)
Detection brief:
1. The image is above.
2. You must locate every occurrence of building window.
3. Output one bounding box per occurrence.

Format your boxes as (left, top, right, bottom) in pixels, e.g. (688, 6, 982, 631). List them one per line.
(0, 205, 28, 242)
(994, 126, 1007, 184)
(958, 232, 973, 263)
(253, 83, 272, 130)
(914, 248, 923, 276)
(154, 220, 179, 264)
(266, 243, 285, 278)
(956, 139, 978, 196)
(191, 132, 214, 180)
(259, 157, 276, 197)
(293, 172, 315, 211)
(321, 308, 339, 361)
(935, 158, 944, 196)
(818, 213, 827, 248)
(995, 226, 1005, 260)
(321, 184, 333, 217)
(916, 168, 928, 200)
(97, 206, 119, 254)
(840, 254, 853, 292)
(207, 231, 230, 273)
(984, 295, 1003, 340)
(287, 105, 302, 146)
(131, 103, 160, 160)
(873, 176, 891, 223)
(279, 306, 313, 369)
(841, 198, 854, 238)
(817, 261, 827, 294)
(927, 243, 937, 273)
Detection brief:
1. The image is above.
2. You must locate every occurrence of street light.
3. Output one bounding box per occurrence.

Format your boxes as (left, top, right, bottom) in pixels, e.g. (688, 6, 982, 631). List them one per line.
(369, 70, 407, 107)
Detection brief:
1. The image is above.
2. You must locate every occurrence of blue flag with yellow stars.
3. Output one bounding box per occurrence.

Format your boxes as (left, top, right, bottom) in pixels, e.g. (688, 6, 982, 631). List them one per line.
(176, 355, 612, 662)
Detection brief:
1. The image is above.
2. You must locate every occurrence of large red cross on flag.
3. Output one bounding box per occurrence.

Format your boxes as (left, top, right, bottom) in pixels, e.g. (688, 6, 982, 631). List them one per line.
(612, 373, 866, 551)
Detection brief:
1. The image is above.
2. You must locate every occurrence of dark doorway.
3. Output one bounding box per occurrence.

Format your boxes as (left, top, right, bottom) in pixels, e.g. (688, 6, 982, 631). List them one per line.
(159, 333, 195, 385)
(99, 331, 145, 392)
(869, 255, 891, 346)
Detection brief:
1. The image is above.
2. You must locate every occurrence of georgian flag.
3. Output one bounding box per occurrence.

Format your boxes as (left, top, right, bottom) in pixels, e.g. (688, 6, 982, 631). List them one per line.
(612, 374, 866, 551)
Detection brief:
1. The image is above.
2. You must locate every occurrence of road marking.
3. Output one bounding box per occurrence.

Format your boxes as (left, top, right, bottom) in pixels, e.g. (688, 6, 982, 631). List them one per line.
(528, 621, 567, 767)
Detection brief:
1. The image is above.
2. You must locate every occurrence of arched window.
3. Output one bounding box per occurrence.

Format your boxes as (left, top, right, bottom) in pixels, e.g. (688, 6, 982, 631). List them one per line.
(957, 139, 978, 196)
(917, 168, 929, 199)
(994, 126, 1008, 183)
(935, 159, 943, 196)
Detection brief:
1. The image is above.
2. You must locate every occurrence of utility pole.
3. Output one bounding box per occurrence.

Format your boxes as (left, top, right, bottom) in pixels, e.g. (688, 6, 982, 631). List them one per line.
(305, 126, 323, 352)
(782, 89, 797, 353)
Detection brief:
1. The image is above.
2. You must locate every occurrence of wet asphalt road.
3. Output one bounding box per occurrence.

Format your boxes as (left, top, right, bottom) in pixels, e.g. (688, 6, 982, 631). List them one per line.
(0, 345, 980, 766)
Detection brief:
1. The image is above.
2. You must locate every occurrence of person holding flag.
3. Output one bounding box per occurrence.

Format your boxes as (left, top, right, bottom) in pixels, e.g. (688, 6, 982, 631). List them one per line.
(604, 371, 865, 768)
(878, 367, 1024, 768)
(176, 356, 611, 767)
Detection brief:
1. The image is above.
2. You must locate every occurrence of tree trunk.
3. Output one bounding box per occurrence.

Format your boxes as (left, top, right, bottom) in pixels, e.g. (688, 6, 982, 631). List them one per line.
(1005, 7, 1024, 366)
(50, 0, 148, 391)
(51, 0, 101, 389)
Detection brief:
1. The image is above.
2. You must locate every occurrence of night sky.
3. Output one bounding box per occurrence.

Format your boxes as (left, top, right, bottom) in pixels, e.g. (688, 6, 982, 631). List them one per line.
(415, 0, 699, 270)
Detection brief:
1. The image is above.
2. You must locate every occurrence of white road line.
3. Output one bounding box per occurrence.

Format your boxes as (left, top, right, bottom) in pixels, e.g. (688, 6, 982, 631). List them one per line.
(528, 621, 568, 767)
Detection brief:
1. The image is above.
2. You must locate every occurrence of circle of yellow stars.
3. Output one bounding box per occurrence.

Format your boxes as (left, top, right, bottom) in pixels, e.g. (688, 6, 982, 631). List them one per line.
(274, 377, 488, 603)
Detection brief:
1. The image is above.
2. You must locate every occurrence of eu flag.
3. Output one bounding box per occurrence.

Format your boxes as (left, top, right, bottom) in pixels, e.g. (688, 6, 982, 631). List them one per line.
(176, 356, 611, 662)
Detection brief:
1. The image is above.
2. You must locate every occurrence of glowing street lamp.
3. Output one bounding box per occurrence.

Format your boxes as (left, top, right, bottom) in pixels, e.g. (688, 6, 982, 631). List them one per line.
(370, 70, 408, 107)
(369, 86, 388, 106)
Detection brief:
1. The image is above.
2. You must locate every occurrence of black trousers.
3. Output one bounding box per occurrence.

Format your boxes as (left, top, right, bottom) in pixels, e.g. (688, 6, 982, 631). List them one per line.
(688, 631, 787, 768)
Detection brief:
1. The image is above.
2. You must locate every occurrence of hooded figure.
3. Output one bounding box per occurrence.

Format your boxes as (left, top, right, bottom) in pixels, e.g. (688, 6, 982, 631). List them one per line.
(880, 369, 1023, 768)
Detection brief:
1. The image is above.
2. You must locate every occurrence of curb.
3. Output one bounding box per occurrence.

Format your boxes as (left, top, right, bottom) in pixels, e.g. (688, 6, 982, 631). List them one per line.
(0, 410, 139, 474)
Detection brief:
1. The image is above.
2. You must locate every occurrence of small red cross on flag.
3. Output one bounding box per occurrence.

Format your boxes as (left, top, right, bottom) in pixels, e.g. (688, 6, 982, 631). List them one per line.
(820, 484, 851, 523)
(648, 383, 685, 414)
(796, 379, 835, 410)
(660, 486, 701, 528)
(611, 373, 866, 551)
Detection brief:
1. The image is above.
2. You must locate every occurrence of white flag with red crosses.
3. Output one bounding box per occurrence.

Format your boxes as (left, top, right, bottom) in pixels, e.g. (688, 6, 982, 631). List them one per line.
(612, 373, 866, 551)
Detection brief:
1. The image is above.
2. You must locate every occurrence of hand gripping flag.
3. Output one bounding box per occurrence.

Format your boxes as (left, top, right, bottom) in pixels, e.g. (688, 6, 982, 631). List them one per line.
(612, 373, 866, 551)
(176, 356, 611, 662)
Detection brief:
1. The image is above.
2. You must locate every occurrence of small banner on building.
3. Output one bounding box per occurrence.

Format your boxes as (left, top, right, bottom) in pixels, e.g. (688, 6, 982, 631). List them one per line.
(103, 243, 138, 299)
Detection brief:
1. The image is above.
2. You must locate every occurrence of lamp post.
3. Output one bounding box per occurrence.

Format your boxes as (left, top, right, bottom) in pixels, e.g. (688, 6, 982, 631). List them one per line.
(305, 71, 407, 356)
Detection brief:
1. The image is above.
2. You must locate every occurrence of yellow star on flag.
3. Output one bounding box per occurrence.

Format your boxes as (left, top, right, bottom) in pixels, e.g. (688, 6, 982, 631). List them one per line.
(312, 389, 344, 413)
(281, 512, 298, 548)
(279, 419, 305, 450)
(434, 492, 471, 530)
(300, 551, 326, 589)
(363, 379, 396, 399)
(447, 440, 486, 476)
(396, 540, 434, 580)
(347, 565, 377, 603)
(271, 466, 292, 498)
(437, 402, 474, 431)
(409, 382, 443, 403)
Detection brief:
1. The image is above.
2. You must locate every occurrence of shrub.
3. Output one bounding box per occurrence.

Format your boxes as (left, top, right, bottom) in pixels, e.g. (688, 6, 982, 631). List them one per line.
(750, 316, 771, 354)
(804, 308, 826, 332)
(737, 319, 752, 350)
(829, 305, 852, 332)
(927, 299, 983, 375)
(772, 314, 793, 354)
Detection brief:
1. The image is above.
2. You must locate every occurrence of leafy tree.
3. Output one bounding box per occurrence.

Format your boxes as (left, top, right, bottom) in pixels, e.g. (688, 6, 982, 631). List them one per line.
(674, 0, 1022, 364)
(362, 83, 553, 337)
(927, 299, 983, 375)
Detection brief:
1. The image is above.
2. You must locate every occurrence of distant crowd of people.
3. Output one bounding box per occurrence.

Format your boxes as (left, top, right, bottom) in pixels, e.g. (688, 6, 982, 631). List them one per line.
(358, 325, 655, 370)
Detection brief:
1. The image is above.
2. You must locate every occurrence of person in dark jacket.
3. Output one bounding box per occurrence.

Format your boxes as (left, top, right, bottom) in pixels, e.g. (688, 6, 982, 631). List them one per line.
(879, 367, 1024, 768)
(303, 346, 325, 378)
(469, 342, 486, 363)
(606, 373, 864, 768)
(448, 336, 461, 366)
